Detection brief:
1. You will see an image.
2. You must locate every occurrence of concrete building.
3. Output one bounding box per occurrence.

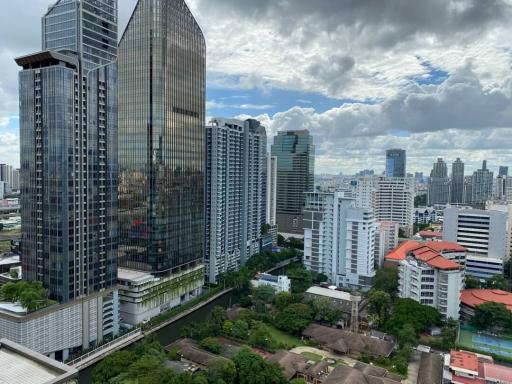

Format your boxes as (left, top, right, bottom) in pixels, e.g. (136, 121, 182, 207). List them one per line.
(205, 118, 267, 283)
(0, 338, 78, 384)
(396, 247, 463, 319)
(465, 255, 503, 281)
(117, 0, 206, 323)
(0, 164, 13, 194)
(451, 158, 464, 205)
(499, 166, 509, 177)
(117, 266, 203, 326)
(375, 221, 399, 267)
(386, 149, 406, 178)
(446, 350, 512, 384)
(272, 130, 315, 235)
(428, 158, 450, 206)
(267, 155, 278, 245)
(443, 206, 510, 261)
(463, 176, 473, 205)
(470, 160, 494, 207)
(0, 290, 118, 361)
(251, 273, 291, 293)
(304, 286, 361, 314)
(304, 191, 376, 291)
(17, 0, 119, 304)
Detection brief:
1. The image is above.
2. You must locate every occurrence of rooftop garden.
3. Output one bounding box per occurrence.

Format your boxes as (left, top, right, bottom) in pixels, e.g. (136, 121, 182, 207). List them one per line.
(0, 280, 55, 312)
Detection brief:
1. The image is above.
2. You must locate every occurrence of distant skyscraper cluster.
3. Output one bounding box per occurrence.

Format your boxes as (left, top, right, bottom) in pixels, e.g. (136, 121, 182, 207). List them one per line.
(0, 164, 20, 195)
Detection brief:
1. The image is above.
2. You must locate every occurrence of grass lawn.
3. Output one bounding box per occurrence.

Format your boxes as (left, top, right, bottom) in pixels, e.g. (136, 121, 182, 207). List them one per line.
(300, 351, 323, 362)
(266, 326, 305, 348)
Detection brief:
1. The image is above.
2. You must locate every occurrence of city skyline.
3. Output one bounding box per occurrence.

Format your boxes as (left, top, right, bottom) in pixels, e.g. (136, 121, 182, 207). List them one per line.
(1, 0, 512, 174)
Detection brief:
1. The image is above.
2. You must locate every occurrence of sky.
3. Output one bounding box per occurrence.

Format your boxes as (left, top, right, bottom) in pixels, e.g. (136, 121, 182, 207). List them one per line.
(1, 0, 512, 175)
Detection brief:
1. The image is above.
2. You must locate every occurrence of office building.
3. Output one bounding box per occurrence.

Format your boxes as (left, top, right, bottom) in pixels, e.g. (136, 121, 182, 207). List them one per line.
(117, 0, 205, 320)
(205, 118, 267, 283)
(465, 255, 504, 281)
(272, 130, 314, 234)
(451, 158, 464, 204)
(499, 166, 508, 177)
(443, 206, 509, 260)
(303, 191, 376, 291)
(374, 221, 399, 267)
(385, 149, 406, 177)
(17, 0, 118, 304)
(463, 176, 473, 205)
(251, 273, 291, 293)
(496, 174, 507, 201)
(428, 158, 450, 206)
(470, 160, 493, 206)
(386, 241, 463, 319)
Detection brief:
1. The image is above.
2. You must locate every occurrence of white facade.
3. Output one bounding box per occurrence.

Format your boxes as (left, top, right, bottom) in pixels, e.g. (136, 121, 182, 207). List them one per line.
(465, 255, 503, 280)
(0, 290, 118, 361)
(118, 265, 203, 326)
(375, 221, 399, 267)
(205, 118, 267, 283)
(266, 155, 277, 226)
(398, 256, 463, 320)
(251, 273, 291, 293)
(355, 176, 414, 237)
(414, 207, 438, 224)
(304, 191, 376, 291)
(443, 206, 510, 260)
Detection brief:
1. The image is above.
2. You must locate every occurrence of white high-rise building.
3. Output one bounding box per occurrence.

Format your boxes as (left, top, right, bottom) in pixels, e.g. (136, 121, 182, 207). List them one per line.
(266, 155, 278, 245)
(205, 118, 267, 283)
(443, 206, 510, 260)
(356, 176, 414, 237)
(303, 191, 376, 291)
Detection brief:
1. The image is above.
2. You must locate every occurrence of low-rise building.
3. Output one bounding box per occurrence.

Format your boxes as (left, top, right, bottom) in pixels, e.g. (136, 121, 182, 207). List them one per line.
(417, 230, 443, 241)
(414, 207, 438, 224)
(386, 241, 464, 319)
(0, 338, 78, 384)
(446, 349, 512, 384)
(0, 289, 119, 361)
(460, 289, 512, 321)
(251, 273, 291, 293)
(375, 221, 399, 267)
(304, 286, 359, 314)
(118, 265, 204, 326)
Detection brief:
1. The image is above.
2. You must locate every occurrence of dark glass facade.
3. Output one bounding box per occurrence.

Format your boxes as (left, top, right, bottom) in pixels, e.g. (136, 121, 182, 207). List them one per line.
(17, 0, 118, 303)
(385, 148, 406, 178)
(118, 0, 206, 274)
(271, 130, 314, 234)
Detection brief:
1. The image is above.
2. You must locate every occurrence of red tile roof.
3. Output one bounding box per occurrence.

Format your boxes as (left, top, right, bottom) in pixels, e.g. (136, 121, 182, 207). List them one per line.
(460, 289, 512, 311)
(418, 230, 443, 238)
(483, 362, 512, 383)
(384, 240, 462, 270)
(451, 375, 485, 384)
(451, 350, 479, 373)
(426, 241, 466, 253)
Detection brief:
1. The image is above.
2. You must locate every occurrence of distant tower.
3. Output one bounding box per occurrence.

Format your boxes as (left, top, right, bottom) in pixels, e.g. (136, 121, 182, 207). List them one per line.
(451, 158, 464, 204)
(385, 149, 406, 177)
(350, 292, 362, 333)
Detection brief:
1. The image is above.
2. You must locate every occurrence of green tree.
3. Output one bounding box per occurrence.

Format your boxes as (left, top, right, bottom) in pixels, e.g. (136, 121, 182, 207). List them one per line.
(252, 285, 276, 303)
(277, 234, 286, 246)
(92, 350, 136, 383)
(310, 298, 343, 325)
(207, 359, 237, 384)
(272, 292, 296, 311)
(465, 276, 481, 289)
(373, 267, 399, 297)
(386, 298, 441, 335)
(288, 237, 304, 250)
(471, 302, 512, 333)
(232, 348, 288, 384)
(287, 266, 313, 294)
(248, 322, 274, 350)
(261, 224, 270, 235)
(200, 337, 223, 355)
(231, 320, 249, 340)
(485, 274, 508, 290)
(367, 290, 392, 328)
(396, 324, 418, 347)
(275, 303, 313, 334)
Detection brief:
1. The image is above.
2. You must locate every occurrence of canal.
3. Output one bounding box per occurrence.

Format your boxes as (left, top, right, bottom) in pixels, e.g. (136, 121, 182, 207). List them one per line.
(78, 262, 295, 383)
(78, 290, 238, 383)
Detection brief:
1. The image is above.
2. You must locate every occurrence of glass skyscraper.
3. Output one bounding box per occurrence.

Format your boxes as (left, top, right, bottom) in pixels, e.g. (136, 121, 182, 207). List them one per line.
(118, 0, 206, 275)
(271, 130, 315, 234)
(450, 158, 464, 204)
(386, 148, 406, 177)
(16, 0, 118, 303)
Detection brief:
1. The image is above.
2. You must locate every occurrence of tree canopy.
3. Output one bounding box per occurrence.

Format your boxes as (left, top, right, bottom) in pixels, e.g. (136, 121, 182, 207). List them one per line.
(367, 290, 391, 328)
(471, 302, 512, 333)
(373, 267, 399, 297)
